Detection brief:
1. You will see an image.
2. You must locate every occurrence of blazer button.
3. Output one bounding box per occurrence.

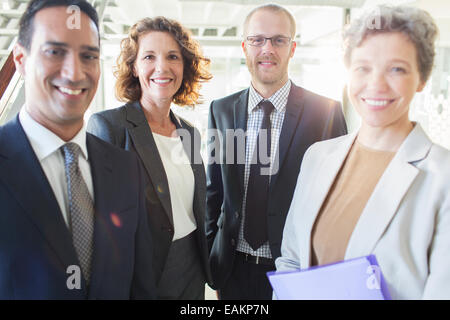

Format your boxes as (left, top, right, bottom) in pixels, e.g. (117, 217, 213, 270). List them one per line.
(163, 226, 173, 234)
(235, 211, 239, 219)
(231, 239, 236, 247)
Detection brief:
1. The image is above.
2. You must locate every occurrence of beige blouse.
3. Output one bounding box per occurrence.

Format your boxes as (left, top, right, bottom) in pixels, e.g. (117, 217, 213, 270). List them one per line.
(311, 140, 396, 266)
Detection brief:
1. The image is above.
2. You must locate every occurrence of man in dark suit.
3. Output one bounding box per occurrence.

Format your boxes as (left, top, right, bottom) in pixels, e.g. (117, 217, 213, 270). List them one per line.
(0, 0, 156, 299)
(206, 4, 348, 299)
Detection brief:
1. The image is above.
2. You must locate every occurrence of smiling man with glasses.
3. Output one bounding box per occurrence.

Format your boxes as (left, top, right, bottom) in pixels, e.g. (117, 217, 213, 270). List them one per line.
(206, 3, 348, 300)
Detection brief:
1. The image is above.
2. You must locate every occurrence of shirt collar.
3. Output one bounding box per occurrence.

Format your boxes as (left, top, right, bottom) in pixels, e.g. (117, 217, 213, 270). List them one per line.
(19, 107, 89, 162)
(248, 79, 291, 114)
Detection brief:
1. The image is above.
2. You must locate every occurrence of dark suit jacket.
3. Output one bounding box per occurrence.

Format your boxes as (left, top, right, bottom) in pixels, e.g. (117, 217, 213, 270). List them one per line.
(0, 116, 156, 299)
(87, 101, 213, 287)
(206, 83, 348, 289)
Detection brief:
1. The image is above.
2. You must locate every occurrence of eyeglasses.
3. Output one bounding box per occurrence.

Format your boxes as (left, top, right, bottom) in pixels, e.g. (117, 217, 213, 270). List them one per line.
(246, 36, 292, 47)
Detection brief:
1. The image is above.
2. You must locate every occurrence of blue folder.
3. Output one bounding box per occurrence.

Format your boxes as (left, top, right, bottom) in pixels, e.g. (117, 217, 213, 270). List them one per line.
(267, 255, 391, 300)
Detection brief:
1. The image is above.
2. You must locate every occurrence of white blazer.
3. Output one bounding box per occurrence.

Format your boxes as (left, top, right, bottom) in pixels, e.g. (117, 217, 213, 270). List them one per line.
(276, 124, 450, 299)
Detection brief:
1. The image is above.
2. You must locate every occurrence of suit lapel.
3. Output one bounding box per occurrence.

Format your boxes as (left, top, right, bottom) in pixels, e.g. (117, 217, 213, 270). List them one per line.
(300, 133, 357, 267)
(271, 85, 305, 187)
(85, 134, 113, 298)
(0, 117, 79, 269)
(234, 89, 248, 195)
(125, 102, 173, 226)
(345, 124, 432, 259)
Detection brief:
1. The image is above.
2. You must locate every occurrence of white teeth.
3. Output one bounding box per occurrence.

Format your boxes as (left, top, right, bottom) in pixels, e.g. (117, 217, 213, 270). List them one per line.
(59, 87, 83, 95)
(365, 99, 390, 106)
(152, 79, 171, 84)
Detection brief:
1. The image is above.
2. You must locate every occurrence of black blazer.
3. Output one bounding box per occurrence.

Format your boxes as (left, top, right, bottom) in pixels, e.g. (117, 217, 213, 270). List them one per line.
(87, 101, 213, 287)
(0, 116, 156, 299)
(206, 83, 348, 289)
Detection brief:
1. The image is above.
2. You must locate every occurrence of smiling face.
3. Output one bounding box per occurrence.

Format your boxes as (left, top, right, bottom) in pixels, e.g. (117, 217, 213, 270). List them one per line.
(348, 32, 425, 130)
(134, 31, 184, 105)
(13, 6, 100, 138)
(242, 9, 296, 94)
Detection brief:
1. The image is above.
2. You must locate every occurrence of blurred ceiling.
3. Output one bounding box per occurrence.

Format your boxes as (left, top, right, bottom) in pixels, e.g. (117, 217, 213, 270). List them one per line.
(0, 0, 444, 67)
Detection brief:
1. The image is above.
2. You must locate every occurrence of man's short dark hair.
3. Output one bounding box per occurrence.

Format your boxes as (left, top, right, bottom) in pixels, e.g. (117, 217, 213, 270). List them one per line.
(18, 0, 99, 51)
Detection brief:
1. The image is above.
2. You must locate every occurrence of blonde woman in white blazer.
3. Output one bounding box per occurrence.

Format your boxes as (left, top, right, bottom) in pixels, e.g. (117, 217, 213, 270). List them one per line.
(276, 6, 450, 300)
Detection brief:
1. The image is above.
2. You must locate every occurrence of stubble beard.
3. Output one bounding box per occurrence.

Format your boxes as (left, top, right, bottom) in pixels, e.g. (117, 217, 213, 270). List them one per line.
(247, 60, 288, 87)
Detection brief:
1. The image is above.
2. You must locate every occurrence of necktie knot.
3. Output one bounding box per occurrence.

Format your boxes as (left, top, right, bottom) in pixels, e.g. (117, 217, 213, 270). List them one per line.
(259, 100, 274, 117)
(62, 142, 81, 165)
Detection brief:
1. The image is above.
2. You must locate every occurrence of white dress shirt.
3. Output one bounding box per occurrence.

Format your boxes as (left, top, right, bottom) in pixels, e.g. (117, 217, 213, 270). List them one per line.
(19, 108, 94, 228)
(152, 132, 197, 241)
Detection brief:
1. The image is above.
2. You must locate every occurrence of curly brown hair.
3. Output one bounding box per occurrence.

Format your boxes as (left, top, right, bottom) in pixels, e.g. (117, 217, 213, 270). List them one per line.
(115, 16, 212, 106)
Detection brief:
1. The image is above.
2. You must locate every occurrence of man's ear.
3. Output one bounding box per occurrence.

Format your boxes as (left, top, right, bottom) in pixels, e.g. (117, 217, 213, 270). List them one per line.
(13, 43, 27, 77)
(241, 40, 247, 56)
(290, 41, 296, 58)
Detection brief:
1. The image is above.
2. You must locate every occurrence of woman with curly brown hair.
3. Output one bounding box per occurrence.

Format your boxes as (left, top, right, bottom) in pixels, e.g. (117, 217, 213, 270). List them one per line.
(87, 16, 213, 299)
